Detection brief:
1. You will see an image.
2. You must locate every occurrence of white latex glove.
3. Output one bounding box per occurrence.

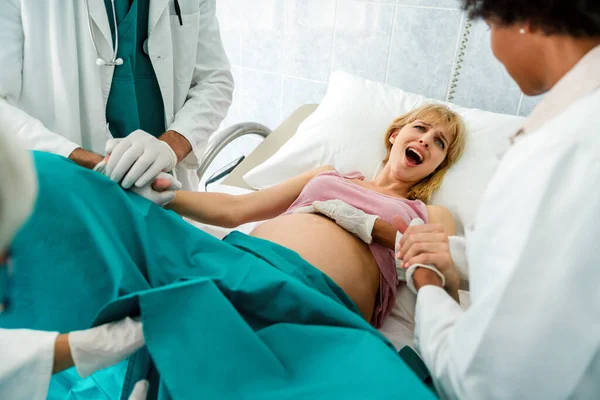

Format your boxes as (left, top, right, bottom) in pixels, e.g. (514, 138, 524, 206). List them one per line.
(128, 380, 149, 400)
(94, 161, 181, 206)
(131, 172, 182, 206)
(294, 199, 378, 244)
(104, 130, 178, 189)
(68, 317, 145, 378)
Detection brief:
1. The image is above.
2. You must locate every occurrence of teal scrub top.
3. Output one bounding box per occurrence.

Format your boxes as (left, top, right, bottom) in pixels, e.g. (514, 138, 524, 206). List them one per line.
(104, 0, 166, 139)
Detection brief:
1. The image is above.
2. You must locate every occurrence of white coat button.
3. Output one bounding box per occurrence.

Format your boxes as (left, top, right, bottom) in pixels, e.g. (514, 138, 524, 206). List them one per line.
(143, 39, 149, 55)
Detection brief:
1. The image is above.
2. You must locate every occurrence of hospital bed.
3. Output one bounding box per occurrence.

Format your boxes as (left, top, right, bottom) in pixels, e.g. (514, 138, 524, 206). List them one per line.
(197, 104, 315, 191)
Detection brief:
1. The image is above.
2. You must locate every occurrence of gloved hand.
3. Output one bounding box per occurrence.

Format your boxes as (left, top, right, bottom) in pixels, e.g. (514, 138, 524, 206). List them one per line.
(68, 317, 145, 379)
(104, 130, 178, 189)
(294, 199, 378, 244)
(94, 160, 182, 206)
(131, 172, 182, 206)
(128, 379, 149, 400)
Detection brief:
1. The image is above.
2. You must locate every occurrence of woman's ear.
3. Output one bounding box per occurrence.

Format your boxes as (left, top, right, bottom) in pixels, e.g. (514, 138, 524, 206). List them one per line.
(389, 128, 400, 144)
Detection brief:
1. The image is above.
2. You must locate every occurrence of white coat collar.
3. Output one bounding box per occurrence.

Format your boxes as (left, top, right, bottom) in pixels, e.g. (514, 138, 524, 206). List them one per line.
(86, 0, 114, 51)
(149, 0, 171, 38)
(513, 44, 600, 142)
(87, 0, 171, 45)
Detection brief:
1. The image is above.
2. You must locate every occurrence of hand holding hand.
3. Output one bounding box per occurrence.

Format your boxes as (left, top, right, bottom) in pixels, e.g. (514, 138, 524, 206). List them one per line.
(103, 130, 178, 189)
(393, 217, 460, 296)
(94, 159, 181, 206)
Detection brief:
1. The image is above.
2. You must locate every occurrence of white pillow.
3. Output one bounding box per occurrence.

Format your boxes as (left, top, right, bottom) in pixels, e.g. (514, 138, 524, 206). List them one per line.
(243, 71, 524, 234)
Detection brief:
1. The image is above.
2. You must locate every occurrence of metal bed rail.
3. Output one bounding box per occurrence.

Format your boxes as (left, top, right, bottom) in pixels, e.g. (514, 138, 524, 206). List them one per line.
(197, 122, 272, 182)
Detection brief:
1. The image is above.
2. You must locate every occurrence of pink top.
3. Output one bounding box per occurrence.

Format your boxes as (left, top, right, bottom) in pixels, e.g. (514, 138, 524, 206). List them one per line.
(284, 170, 429, 328)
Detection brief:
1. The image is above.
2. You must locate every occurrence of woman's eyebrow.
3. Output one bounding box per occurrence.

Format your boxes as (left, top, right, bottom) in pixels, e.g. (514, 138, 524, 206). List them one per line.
(417, 121, 450, 145)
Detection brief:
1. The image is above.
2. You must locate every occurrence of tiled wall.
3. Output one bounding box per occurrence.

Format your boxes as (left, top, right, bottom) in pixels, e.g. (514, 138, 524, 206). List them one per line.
(203, 0, 542, 186)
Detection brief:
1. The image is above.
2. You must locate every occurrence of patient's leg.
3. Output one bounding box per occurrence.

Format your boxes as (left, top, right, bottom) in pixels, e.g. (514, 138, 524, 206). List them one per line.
(3, 151, 234, 332)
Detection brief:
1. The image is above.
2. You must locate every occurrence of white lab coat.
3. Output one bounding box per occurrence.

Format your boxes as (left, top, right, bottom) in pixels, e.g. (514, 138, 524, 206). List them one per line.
(0, 0, 234, 191)
(0, 329, 58, 399)
(414, 47, 600, 399)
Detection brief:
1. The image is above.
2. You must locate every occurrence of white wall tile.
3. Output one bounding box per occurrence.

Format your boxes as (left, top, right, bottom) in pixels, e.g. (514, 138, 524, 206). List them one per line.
(239, 0, 286, 73)
(214, 0, 527, 161)
(333, 1, 395, 82)
(220, 66, 244, 129)
(283, 0, 337, 81)
(397, 0, 462, 9)
(387, 6, 463, 100)
(350, 0, 396, 3)
(238, 69, 283, 129)
(519, 94, 543, 116)
(281, 77, 328, 120)
(216, 0, 241, 65)
(449, 19, 522, 114)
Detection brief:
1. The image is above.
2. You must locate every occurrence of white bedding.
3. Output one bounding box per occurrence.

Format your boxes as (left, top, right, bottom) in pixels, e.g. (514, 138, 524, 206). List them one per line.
(188, 183, 470, 350)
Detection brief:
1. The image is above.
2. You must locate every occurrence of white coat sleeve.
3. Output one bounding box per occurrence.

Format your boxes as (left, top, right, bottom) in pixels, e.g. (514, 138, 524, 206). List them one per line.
(413, 144, 600, 399)
(0, 329, 59, 400)
(168, 0, 234, 169)
(448, 236, 469, 290)
(0, 0, 80, 158)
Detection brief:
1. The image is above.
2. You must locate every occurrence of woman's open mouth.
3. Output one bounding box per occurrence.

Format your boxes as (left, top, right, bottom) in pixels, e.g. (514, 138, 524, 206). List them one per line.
(405, 147, 424, 166)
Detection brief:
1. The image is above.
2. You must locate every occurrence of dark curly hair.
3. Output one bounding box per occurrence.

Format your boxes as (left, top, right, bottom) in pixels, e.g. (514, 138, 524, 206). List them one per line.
(462, 0, 600, 37)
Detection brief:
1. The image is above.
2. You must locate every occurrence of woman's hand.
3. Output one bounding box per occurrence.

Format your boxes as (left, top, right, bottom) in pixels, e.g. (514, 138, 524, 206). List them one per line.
(294, 199, 378, 244)
(393, 216, 460, 298)
(94, 158, 181, 206)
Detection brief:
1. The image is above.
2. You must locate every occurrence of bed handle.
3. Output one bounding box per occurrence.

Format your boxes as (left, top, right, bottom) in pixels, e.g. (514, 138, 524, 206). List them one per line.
(197, 122, 272, 182)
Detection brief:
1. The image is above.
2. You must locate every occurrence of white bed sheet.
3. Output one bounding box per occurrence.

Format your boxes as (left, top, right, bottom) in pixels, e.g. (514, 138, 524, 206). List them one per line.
(187, 183, 470, 350)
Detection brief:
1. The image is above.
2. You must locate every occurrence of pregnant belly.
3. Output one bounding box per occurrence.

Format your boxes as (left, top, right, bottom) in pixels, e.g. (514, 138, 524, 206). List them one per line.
(250, 213, 380, 321)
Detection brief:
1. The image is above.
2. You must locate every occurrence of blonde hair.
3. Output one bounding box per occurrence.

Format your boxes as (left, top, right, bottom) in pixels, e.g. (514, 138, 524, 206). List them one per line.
(382, 103, 466, 203)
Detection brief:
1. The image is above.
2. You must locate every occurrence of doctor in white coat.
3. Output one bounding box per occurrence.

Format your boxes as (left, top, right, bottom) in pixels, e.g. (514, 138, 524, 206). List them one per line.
(393, 0, 600, 398)
(0, 133, 150, 399)
(0, 0, 233, 192)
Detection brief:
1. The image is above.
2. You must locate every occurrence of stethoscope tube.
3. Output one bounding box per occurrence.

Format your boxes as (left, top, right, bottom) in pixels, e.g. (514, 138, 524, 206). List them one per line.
(84, 0, 184, 67)
(84, 0, 123, 66)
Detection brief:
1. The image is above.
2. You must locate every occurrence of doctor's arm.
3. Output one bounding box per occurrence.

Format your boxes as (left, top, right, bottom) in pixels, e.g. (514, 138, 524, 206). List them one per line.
(412, 174, 600, 399)
(166, 0, 234, 168)
(0, 0, 101, 168)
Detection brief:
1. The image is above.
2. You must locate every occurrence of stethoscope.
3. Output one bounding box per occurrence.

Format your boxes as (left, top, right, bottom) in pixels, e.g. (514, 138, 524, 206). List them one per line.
(84, 0, 184, 67)
(85, 0, 124, 66)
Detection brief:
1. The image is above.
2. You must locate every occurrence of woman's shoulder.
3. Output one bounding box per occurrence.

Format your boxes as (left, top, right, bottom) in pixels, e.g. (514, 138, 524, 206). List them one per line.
(425, 205, 456, 236)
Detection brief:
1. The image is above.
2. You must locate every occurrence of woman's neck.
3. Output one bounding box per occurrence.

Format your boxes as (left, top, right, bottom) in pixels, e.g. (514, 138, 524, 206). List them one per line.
(541, 37, 600, 92)
(368, 167, 414, 198)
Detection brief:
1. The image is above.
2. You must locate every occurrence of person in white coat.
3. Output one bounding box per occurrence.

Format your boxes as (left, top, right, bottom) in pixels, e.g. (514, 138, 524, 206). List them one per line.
(0, 0, 233, 192)
(392, 1, 600, 398)
(0, 133, 150, 400)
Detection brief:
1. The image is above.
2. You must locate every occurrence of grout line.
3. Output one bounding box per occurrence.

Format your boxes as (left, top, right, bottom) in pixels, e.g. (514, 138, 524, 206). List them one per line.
(238, 1, 243, 67)
(395, 4, 462, 11)
(346, 0, 396, 3)
(516, 93, 524, 116)
(384, 4, 398, 83)
(329, 0, 340, 77)
(280, 0, 289, 124)
(445, 11, 465, 102)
